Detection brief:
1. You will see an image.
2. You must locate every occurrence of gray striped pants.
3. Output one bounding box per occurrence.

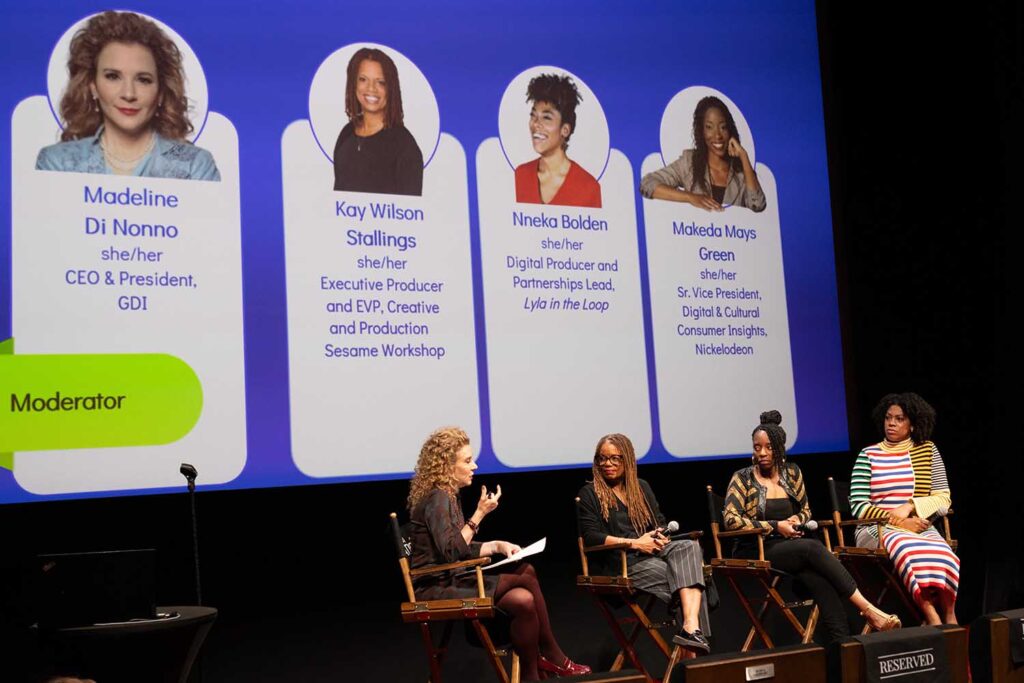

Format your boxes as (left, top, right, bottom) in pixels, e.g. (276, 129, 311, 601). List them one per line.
(628, 539, 711, 635)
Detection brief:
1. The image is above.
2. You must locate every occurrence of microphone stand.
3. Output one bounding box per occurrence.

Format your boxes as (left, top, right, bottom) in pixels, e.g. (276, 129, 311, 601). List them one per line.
(180, 463, 204, 683)
(179, 464, 202, 606)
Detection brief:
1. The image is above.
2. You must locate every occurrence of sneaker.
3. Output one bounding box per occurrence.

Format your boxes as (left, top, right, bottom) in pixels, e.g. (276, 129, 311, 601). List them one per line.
(672, 628, 710, 653)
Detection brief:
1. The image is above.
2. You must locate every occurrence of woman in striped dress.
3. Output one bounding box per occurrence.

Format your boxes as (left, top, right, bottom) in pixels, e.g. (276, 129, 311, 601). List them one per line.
(851, 393, 960, 625)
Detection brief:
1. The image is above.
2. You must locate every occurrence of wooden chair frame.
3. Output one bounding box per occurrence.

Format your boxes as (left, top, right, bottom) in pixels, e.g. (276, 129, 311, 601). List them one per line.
(825, 477, 958, 631)
(705, 485, 824, 651)
(575, 498, 698, 683)
(390, 512, 520, 683)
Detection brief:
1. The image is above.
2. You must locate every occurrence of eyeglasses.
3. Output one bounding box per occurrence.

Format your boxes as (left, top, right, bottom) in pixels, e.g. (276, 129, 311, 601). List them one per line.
(596, 455, 623, 465)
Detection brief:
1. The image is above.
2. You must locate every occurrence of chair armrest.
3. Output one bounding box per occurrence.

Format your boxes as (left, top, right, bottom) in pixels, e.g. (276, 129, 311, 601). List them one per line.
(670, 530, 704, 540)
(836, 518, 887, 528)
(717, 527, 770, 538)
(409, 556, 491, 577)
(815, 520, 834, 527)
(583, 542, 632, 553)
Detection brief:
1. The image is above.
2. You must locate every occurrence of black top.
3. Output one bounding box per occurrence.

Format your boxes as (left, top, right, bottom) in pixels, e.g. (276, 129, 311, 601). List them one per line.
(408, 489, 498, 599)
(733, 495, 800, 558)
(763, 497, 798, 521)
(332, 122, 424, 196)
(711, 184, 726, 204)
(577, 479, 666, 574)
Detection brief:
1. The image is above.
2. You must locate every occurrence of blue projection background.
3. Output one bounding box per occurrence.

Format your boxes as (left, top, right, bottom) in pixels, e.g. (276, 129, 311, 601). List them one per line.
(0, 0, 846, 502)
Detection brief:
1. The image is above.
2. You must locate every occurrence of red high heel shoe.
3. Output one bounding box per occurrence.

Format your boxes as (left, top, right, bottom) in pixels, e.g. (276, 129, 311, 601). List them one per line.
(538, 654, 592, 678)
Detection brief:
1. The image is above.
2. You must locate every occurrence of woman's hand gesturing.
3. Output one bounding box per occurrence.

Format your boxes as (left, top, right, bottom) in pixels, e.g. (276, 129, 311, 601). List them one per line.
(476, 484, 502, 517)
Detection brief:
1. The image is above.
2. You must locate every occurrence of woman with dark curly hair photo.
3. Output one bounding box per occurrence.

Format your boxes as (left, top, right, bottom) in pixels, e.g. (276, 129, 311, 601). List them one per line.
(36, 10, 219, 180)
(514, 72, 601, 208)
(640, 95, 763, 212)
(407, 427, 590, 680)
(850, 393, 960, 625)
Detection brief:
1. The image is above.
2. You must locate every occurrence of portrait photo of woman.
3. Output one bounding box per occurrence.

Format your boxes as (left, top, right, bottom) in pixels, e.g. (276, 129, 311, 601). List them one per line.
(35, 11, 219, 181)
(514, 73, 601, 209)
(333, 47, 423, 196)
(641, 95, 763, 212)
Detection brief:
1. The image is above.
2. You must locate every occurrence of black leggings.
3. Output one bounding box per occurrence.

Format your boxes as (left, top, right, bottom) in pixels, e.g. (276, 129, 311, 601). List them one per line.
(739, 538, 857, 644)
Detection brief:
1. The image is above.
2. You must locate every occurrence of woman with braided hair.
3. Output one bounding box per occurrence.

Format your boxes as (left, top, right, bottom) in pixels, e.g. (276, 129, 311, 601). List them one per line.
(408, 427, 590, 680)
(724, 411, 900, 644)
(640, 95, 763, 212)
(851, 393, 960, 625)
(577, 433, 711, 653)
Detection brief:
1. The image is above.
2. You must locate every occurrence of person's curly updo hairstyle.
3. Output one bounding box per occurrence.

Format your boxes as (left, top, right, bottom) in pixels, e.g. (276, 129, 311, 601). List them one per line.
(526, 73, 583, 150)
(59, 10, 193, 142)
(751, 410, 787, 470)
(872, 392, 936, 445)
(407, 426, 470, 510)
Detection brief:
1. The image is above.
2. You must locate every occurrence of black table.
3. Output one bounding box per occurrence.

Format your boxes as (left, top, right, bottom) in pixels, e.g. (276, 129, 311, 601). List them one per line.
(39, 605, 216, 683)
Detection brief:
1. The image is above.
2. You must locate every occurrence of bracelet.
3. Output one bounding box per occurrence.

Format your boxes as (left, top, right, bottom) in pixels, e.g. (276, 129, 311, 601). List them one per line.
(466, 519, 479, 533)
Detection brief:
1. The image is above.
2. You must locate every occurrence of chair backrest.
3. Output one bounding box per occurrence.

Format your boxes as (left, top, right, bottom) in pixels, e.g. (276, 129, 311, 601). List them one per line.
(705, 486, 726, 559)
(826, 478, 853, 516)
(825, 477, 849, 546)
(389, 512, 411, 558)
(574, 497, 591, 577)
(389, 512, 417, 602)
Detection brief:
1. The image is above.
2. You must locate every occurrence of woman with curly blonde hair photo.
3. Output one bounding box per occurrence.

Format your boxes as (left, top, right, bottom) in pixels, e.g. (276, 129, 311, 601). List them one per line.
(36, 10, 219, 180)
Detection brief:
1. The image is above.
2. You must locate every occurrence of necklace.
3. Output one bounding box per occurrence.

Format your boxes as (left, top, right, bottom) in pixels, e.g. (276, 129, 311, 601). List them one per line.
(102, 131, 155, 173)
(355, 121, 384, 152)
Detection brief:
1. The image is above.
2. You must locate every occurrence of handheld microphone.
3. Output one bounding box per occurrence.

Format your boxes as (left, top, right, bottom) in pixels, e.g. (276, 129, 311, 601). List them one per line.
(657, 521, 680, 537)
(794, 519, 818, 533)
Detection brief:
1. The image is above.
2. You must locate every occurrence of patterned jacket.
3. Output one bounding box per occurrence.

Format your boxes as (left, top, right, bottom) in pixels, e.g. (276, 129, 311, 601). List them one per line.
(723, 462, 811, 532)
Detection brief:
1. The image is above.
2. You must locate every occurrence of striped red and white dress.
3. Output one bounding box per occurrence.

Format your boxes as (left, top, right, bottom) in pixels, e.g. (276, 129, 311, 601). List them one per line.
(850, 440, 959, 602)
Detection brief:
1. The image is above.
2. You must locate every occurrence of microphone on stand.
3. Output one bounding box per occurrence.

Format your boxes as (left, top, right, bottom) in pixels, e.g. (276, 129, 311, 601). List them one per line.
(179, 463, 202, 606)
(179, 463, 204, 682)
(180, 463, 197, 492)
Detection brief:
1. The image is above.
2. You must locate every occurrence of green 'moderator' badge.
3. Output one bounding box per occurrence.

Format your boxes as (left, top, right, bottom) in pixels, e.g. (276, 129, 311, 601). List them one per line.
(0, 344, 202, 458)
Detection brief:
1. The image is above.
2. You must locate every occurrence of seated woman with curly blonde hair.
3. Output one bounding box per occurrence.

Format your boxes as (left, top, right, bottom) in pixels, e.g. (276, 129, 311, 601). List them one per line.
(408, 427, 590, 680)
